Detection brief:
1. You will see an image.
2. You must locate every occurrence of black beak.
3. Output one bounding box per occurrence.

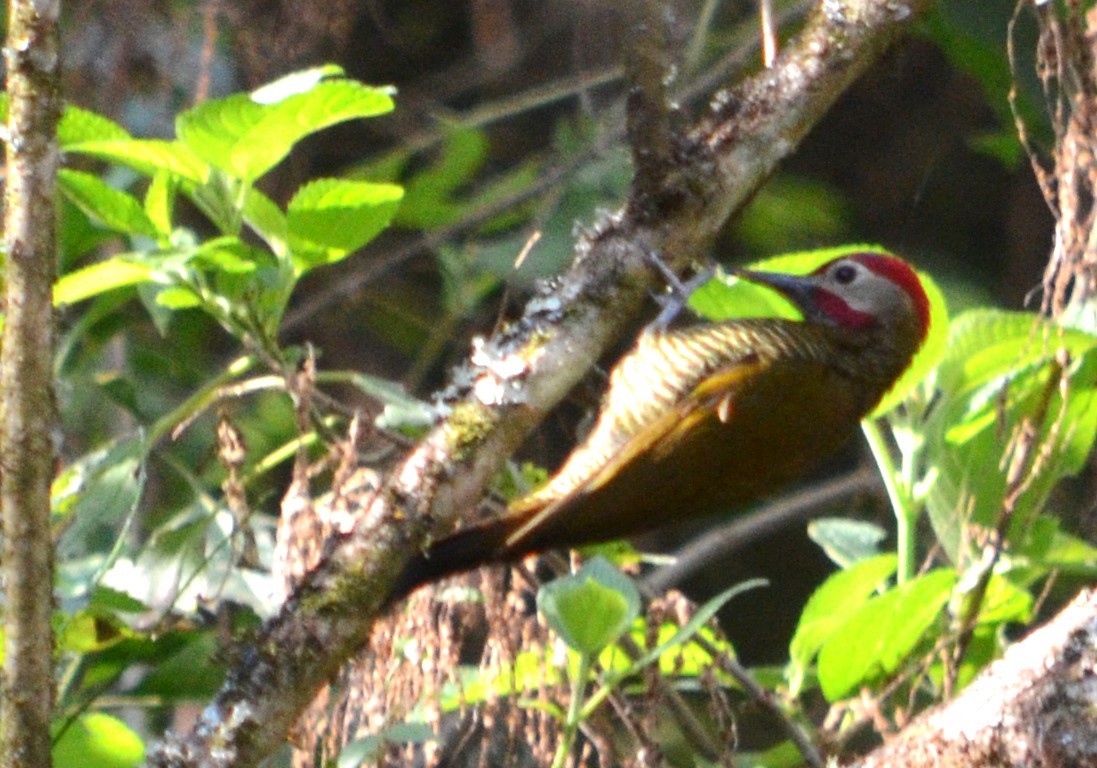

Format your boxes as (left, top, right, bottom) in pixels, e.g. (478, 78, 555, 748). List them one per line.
(732, 268, 817, 310)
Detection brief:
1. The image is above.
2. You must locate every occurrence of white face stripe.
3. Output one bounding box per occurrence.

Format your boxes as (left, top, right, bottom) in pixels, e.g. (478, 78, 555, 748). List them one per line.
(819, 259, 914, 318)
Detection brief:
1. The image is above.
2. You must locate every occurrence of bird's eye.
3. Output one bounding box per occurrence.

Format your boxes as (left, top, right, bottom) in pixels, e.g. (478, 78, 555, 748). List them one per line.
(833, 263, 859, 285)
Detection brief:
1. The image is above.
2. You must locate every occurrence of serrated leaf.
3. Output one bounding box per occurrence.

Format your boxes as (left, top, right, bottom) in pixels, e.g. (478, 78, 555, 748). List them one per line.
(817, 568, 956, 701)
(58, 169, 158, 236)
(67, 138, 210, 183)
(287, 178, 403, 271)
(177, 79, 394, 181)
(54, 258, 156, 306)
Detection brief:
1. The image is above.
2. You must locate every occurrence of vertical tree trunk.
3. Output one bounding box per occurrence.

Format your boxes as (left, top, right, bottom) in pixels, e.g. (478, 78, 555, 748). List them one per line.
(0, 0, 63, 766)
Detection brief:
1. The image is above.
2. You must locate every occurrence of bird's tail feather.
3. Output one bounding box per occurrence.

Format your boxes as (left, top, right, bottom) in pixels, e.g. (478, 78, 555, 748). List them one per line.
(386, 515, 519, 606)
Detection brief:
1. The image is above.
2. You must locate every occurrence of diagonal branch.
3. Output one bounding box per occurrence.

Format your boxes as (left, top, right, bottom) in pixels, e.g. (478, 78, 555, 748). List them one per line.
(148, 2, 932, 765)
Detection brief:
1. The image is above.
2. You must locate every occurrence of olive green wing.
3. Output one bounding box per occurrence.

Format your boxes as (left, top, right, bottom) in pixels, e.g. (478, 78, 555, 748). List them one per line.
(499, 354, 772, 553)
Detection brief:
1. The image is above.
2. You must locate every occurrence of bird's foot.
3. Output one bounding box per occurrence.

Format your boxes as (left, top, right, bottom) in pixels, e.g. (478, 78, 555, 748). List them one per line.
(646, 250, 716, 329)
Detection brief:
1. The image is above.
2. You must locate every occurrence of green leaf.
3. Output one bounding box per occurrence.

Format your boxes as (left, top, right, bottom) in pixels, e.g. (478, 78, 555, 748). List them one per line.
(242, 187, 288, 257)
(54, 258, 156, 306)
(153, 285, 203, 309)
(817, 568, 956, 701)
(807, 517, 888, 568)
(89, 584, 148, 614)
(787, 554, 897, 695)
(177, 77, 395, 181)
(144, 171, 177, 237)
(67, 138, 210, 183)
(611, 579, 763, 678)
(924, 309, 1097, 561)
(58, 105, 130, 147)
(53, 713, 145, 768)
(394, 127, 490, 230)
(58, 169, 158, 237)
(974, 574, 1033, 626)
(191, 237, 270, 274)
(132, 630, 224, 699)
(287, 178, 403, 271)
(537, 557, 640, 656)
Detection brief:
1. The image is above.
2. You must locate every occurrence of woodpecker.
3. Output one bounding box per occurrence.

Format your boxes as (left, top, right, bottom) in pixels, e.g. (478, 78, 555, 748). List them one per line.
(392, 252, 930, 601)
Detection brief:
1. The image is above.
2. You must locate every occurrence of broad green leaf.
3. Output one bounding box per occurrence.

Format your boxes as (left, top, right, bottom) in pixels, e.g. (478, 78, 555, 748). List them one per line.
(537, 556, 640, 656)
(1017, 515, 1097, 576)
(54, 258, 156, 306)
(58, 169, 157, 237)
(394, 127, 491, 230)
(53, 713, 145, 768)
(787, 554, 897, 695)
(67, 138, 210, 183)
(59, 196, 116, 265)
(132, 630, 223, 699)
(177, 78, 394, 181)
(287, 178, 403, 271)
(817, 568, 956, 701)
(58, 105, 130, 147)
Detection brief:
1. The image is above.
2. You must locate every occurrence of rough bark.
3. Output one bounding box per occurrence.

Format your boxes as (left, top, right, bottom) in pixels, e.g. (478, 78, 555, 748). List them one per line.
(0, 0, 63, 766)
(854, 589, 1097, 768)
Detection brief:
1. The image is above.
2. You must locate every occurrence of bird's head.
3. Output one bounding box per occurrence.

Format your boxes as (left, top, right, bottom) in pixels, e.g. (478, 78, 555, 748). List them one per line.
(737, 253, 931, 353)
